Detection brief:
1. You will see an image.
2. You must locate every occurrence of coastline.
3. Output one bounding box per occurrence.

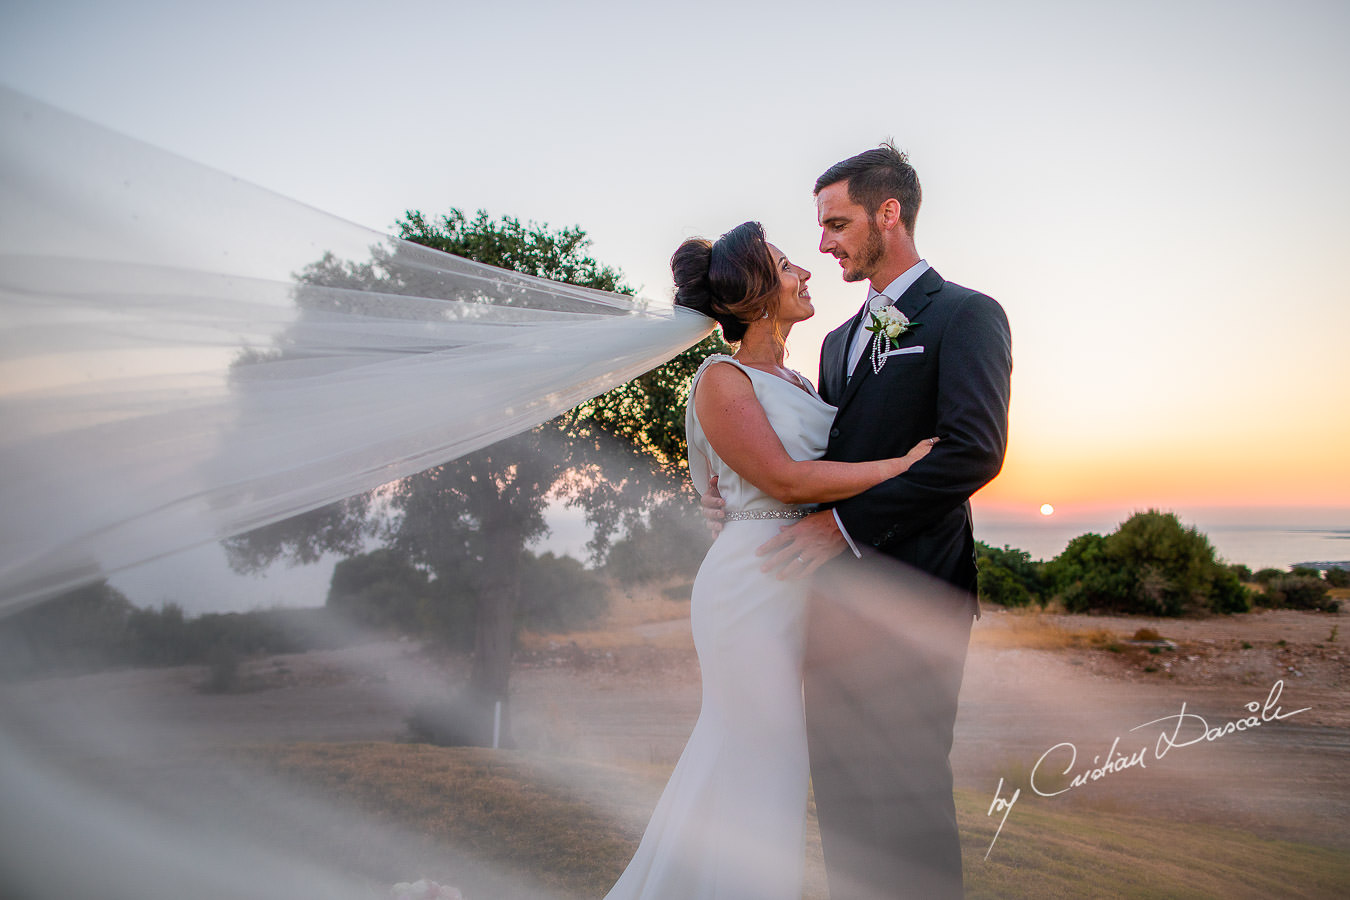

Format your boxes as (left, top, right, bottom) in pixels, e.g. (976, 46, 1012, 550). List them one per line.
(974, 519, 1350, 571)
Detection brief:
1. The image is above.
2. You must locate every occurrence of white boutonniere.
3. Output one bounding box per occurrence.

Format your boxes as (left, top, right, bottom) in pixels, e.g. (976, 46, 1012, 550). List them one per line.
(865, 306, 921, 374)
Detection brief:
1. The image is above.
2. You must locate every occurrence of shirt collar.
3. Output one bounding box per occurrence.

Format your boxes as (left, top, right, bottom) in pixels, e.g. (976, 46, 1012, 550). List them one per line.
(865, 259, 930, 309)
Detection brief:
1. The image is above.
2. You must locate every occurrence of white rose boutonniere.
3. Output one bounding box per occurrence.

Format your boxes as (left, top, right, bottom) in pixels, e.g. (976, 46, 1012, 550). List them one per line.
(864, 306, 921, 374)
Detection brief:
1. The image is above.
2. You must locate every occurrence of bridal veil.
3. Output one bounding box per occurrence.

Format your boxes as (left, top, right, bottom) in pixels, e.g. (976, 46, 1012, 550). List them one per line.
(0, 86, 711, 612)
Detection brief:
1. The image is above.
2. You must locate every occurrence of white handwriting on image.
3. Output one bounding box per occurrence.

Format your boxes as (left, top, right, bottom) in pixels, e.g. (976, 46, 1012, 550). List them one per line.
(984, 680, 1309, 859)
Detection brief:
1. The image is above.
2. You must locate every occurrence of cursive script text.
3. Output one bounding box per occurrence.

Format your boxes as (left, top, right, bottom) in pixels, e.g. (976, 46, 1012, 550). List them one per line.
(984, 680, 1309, 859)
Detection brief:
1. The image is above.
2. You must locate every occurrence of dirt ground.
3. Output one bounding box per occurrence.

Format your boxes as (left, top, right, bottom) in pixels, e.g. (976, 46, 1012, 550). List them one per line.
(2, 594, 1347, 895)
(510, 600, 1350, 852)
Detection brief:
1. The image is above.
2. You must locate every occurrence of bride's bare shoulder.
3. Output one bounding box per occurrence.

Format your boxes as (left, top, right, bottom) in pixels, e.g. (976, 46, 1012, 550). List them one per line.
(693, 357, 754, 405)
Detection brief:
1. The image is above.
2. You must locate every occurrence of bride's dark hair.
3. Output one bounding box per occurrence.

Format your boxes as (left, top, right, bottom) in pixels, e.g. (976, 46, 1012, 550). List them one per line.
(671, 221, 778, 343)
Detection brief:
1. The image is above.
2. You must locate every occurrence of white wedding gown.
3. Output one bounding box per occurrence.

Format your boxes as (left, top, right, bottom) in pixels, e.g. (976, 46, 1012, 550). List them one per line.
(605, 355, 837, 900)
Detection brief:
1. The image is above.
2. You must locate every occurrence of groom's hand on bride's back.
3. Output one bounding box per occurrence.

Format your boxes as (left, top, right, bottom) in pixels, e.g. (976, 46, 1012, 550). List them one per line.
(700, 475, 725, 536)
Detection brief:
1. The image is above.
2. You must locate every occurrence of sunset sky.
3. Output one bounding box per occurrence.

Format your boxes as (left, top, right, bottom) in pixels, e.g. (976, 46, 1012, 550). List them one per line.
(3, 0, 1348, 531)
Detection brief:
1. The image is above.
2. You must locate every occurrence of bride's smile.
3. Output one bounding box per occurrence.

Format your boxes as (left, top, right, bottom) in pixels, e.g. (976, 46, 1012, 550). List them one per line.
(766, 243, 813, 326)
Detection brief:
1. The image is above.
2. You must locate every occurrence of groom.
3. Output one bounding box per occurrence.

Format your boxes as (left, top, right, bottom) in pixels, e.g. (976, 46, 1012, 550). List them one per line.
(711, 144, 1011, 898)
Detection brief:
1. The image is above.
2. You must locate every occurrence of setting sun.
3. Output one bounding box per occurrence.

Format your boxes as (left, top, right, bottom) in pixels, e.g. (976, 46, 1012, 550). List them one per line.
(1040, 504, 1055, 517)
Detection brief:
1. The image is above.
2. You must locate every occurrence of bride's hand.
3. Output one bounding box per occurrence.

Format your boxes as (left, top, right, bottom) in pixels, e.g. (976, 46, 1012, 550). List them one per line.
(700, 475, 725, 536)
(901, 436, 940, 468)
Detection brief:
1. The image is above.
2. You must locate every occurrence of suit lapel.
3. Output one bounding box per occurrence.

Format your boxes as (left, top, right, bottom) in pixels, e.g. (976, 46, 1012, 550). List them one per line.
(819, 312, 860, 405)
(894, 266, 942, 321)
(831, 267, 945, 418)
(834, 329, 876, 413)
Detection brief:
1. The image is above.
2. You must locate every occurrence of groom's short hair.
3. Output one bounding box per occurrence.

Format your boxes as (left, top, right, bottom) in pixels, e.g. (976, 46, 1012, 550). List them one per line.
(815, 142, 922, 235)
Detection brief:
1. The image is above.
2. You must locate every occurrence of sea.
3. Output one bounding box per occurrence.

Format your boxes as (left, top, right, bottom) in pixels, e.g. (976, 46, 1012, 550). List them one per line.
(973, 516, 1350, 571)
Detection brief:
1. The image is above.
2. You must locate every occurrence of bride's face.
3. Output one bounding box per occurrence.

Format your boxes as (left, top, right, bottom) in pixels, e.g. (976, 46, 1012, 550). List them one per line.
(766, 243, 813, 325)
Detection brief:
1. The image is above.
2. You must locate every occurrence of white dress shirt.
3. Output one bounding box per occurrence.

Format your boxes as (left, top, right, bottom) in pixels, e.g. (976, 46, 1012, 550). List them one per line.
(835, 259, 930, 557)
(845, 259, 931, 377)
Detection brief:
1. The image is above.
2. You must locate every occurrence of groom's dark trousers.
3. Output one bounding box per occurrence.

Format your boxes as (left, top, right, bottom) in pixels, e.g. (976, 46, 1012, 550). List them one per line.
(808, 267, 1011, 899)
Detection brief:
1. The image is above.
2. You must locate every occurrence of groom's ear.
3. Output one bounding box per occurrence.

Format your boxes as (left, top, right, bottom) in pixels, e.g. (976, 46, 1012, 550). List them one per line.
(877, 197, 904, 232)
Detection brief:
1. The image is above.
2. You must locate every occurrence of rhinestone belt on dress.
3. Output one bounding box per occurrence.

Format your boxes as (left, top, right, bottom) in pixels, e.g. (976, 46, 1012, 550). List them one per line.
(722, 509, 808, 522)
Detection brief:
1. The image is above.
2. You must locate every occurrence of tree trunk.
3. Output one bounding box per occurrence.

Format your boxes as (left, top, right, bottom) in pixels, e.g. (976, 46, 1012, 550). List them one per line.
(467, 538, 520, 747)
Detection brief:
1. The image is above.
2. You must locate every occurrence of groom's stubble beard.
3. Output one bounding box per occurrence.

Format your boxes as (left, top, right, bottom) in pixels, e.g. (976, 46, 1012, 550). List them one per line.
(841, 219, 884, 284)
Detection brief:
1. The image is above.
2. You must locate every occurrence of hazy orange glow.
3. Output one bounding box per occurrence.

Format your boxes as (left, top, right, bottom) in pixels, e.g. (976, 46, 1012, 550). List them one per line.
(980, 426, 1350, 513)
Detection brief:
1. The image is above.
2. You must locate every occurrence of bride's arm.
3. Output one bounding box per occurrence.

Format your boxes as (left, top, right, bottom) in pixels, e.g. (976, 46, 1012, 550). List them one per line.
(694, 363, 933, 506)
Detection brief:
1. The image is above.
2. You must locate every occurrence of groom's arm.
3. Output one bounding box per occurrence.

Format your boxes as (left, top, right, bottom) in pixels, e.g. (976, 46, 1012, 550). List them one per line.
(833, 291, 1011, 549)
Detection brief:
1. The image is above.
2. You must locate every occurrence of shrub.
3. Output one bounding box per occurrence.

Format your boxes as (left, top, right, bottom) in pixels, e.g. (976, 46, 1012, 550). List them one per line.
(200, 644, 243, 693)
(604, 501, 709, 584)
(1208, 565, 1253, 614)
(1326, 567, 1350, 588)
(517, 552, 607, 632)
(126, 603, 194, 666)
(327, 549, 434, 633)
(0, 581, 133, 677)
(1045, 511, 1248, 615)
(976, 542, 1047, 608)
(1264, 575, 1336, 612)
(1252, 568, 1285, 586)
(977, 562, 1033, 607)
(3, 587, 352, 679)
(1045, 532, 1132, 613)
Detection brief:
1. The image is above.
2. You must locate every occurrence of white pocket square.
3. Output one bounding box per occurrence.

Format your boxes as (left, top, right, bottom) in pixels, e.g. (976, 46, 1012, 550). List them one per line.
(880, 345, 924, 358)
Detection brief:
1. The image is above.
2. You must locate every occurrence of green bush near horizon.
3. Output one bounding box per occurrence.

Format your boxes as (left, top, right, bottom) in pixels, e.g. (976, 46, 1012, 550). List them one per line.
(0, 582, 351, 680)
(978, 509, 1343, 616)
(7, 508, 1343, 681)
(1263, 574, 1336, 612)
(1045, 510, 1250, 616)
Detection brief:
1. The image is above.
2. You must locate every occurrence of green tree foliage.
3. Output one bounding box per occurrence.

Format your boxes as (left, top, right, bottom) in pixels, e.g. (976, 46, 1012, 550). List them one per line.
(1325, 567, 1350, 589)
(517, 552, 608, 632)
(1046, 511, 1250, 616)
(0, 585, 349, 680)
(400, 209, 629, 292)
(326, 547, 607, 641)
(125, 602, 193, 666)
(1263, 575, 1336, 611)
(225, 208, 728, 745)
(1252, 567, 1285, 587)
(327, 549, 435, 632)
(975, 542, 1047, 608)
(0, 581, 133, 676)
(127, 607, 337, 664)
(1207, 566, 1252, 615)
(1044, 532, 1131, 612)
(605, 501, 711, 585)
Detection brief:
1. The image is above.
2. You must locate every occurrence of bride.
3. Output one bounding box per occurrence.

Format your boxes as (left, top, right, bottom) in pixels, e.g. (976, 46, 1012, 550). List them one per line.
(604, 221, 936, 899)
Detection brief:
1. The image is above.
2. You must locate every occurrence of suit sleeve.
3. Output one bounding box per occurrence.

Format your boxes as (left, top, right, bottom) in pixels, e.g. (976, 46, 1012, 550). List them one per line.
(832, 292, 1012, 548)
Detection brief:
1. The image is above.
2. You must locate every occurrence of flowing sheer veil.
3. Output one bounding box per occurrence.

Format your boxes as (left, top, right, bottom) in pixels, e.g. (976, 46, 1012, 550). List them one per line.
(0, 86, 712, 612)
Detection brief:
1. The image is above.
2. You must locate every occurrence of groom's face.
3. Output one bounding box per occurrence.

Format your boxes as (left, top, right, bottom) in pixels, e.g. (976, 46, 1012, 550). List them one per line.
(816, 181, 883, 284)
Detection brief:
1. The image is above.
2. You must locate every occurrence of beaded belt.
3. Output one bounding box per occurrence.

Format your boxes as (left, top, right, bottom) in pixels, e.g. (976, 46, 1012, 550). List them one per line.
(723, 508, 808, 522)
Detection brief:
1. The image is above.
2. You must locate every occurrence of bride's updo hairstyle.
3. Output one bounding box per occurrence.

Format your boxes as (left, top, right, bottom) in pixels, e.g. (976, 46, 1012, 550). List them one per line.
(671, 221, 779, 343)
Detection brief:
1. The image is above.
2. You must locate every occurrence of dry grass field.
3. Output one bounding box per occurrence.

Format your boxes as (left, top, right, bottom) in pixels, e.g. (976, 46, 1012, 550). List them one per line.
(234, 741, 1349, 900)
(3, 579, 1347, 898)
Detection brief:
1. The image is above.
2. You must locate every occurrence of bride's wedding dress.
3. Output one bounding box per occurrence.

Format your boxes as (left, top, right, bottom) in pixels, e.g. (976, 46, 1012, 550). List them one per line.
(605, 355, 836, 900)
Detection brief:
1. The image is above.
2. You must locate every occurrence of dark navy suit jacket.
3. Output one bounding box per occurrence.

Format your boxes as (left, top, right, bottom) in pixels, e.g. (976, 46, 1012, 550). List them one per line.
(818, 267, 1012, 596)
